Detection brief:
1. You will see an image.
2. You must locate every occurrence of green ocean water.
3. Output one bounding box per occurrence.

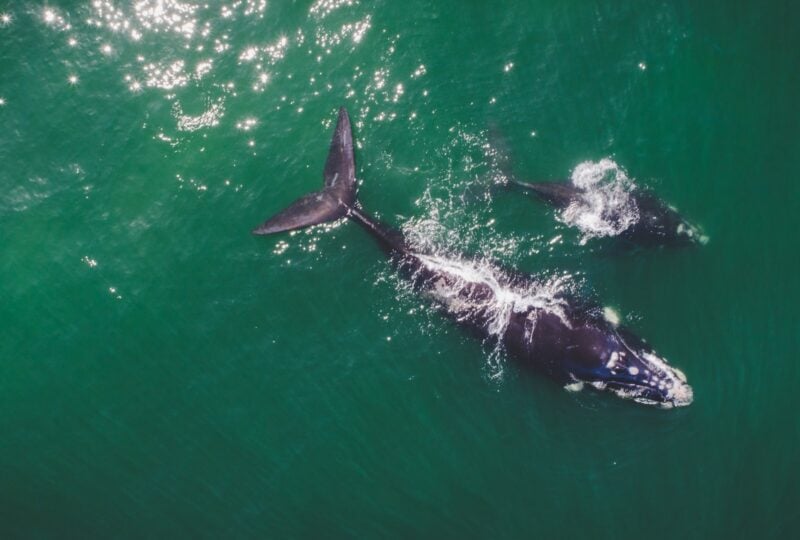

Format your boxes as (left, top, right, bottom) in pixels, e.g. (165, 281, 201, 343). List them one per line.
(1, 0, 798, 537)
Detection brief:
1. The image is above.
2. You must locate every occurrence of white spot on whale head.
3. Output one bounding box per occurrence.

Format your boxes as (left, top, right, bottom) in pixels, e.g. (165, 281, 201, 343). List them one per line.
(605, 351, 619, 369)
(564, 381, 584, 393)
(603, 306, 620, 326)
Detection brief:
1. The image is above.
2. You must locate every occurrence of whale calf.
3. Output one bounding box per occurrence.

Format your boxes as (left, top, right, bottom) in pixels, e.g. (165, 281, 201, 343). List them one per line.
(512, 176, 704, 247)
(486, 132, 705, 248)
(254, 108, 693, 408)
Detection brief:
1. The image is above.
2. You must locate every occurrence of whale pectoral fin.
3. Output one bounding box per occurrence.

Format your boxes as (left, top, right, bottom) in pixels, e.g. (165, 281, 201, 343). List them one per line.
(252, 191, 344, 235)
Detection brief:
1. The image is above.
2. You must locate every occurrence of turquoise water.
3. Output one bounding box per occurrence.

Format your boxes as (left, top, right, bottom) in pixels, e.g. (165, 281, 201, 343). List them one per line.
(1, 1, 798, 537)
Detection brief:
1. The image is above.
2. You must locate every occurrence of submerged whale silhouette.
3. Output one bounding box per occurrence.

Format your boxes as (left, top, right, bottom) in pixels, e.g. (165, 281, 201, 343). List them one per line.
(253, 108, 693, 408)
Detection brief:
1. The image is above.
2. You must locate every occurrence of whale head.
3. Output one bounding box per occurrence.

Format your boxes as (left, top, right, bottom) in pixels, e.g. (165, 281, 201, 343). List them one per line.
(556, 319, 694, 408)
(629, 192, 708, 247)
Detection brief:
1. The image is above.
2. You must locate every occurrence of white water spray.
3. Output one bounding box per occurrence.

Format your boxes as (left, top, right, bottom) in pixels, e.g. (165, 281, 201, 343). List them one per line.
(560, 159, 640, 243)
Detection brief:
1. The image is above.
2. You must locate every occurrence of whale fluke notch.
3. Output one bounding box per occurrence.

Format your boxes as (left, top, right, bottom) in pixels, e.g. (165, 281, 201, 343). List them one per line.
(253, 107, 357, 235)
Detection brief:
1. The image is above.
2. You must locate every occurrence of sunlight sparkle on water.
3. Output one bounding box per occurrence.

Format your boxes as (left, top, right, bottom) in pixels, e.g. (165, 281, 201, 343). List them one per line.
(392, 83, 404, 103)
(142, 60, 189, 90)
(124, 74, 143, 93)
(82, 256, 98, 268)
(42, 7, 70, 30)
(91, 0, 200, 40)
(244, 0, 267, 17)
(173, 99, 225, 132)
(68, 74, 79, 85)
(133, 0, 198, 37)
(315, 16, 371, 48)
(310, 0, 356, 19)
(222, 0, 267, 17)
(236, 118, 258, 131)
(0, 97, 5, 106)
(0, 12, 12, 26)
(195, 59, 213, 79)
(239, 46, 258, 62)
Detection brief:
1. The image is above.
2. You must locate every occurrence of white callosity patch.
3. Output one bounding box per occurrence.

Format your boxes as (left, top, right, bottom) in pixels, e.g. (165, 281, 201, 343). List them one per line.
(603, 306, 620, 326)
(564, 381, 585, 392)
(677, 222, 710, 245)
(561, 159, 640, 244)
(605, 351, 620, 369)
(603, 347, 693, 408)
(639, 351, 693, 407)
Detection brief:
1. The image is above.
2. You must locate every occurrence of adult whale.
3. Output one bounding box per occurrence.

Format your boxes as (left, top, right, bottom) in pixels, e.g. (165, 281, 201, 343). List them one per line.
(253, 108, 693, 408)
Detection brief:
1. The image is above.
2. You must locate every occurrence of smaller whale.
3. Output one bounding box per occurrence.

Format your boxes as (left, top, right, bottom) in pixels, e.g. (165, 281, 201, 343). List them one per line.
(486, 132, 706, 248)
(513, 177, 704, 247)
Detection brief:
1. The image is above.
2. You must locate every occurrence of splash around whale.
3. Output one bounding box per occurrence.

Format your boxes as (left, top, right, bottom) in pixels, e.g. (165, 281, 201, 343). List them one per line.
(485, 130, 707, 248)
(550, 159, 707, 247)
(253, 108, 693, 408)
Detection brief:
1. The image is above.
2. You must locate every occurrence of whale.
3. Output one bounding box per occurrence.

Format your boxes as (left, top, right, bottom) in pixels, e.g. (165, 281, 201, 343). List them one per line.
(511, 178, 704, 247)
(253, 108, 693, 408)
(486, 130, 705, 248)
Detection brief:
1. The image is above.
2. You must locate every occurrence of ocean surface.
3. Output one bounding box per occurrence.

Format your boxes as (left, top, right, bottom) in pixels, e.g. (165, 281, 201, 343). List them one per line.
(1, 1, 798, 538)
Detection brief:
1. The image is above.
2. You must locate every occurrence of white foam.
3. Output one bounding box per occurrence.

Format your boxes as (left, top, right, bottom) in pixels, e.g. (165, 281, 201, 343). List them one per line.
(412, 253, 571, 343)
(560, 159, 639, 243)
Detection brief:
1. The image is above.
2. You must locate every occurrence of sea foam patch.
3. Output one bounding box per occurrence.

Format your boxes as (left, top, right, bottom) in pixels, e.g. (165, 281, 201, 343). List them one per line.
(560, 159, 639, 243)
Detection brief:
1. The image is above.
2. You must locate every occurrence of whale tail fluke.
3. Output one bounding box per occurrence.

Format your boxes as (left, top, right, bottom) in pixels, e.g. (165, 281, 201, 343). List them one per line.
(253, 107, 357, 235)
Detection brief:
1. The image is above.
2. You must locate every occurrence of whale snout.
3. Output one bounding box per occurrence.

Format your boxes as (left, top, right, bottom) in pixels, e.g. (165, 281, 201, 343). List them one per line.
(665, 379, 694, 408)
(611, 350, 694, 408)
